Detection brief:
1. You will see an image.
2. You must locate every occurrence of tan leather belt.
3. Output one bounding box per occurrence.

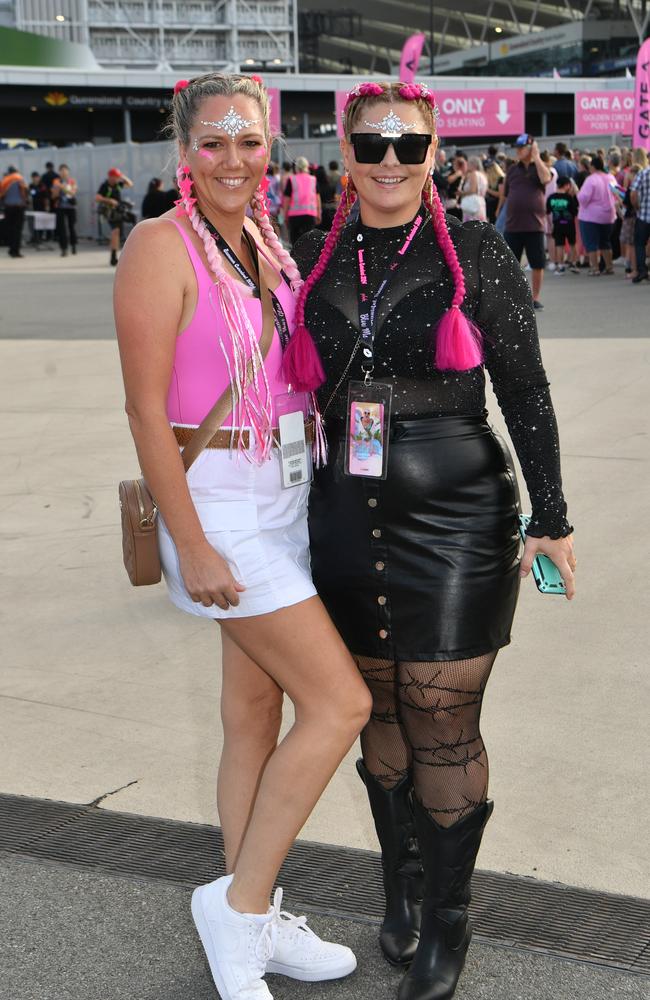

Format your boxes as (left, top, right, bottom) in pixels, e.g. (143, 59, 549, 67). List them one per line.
(173, 419, 314, 451)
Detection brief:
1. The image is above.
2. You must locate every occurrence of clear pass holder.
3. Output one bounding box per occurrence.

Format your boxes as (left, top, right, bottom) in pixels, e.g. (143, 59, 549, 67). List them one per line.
(275, 390, 312, 489)
(344, 380, 392, 480)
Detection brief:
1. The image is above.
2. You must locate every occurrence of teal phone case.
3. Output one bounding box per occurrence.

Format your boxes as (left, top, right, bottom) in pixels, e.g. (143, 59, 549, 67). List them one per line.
(518, 515, 566, 596)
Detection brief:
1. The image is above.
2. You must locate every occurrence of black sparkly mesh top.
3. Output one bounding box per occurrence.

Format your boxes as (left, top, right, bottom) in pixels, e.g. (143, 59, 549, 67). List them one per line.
(293, 213, 572, 539)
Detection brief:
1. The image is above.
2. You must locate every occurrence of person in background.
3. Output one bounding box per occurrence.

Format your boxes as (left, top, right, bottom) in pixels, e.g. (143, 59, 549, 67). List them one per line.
(141, 178, 169, 219)
(577, 155, 617, 276)
(51, 164, 78, 257)
(263, 161, 283, 235)
(432, 147, 451, 204)
(282, 156, 321, 246)
(484, 146, 504, 224)
(540, 150, 558, 265)
(279, 159, 294, 242)
(0, 165, 28, 258)
(445, 152, 467, 220)
(630, 154, 650, 284)
(315, 164, 337, 231)
(96, 166, 134, 266)
(576, 154, 591, 190)
(40, 161, 59, 207)
(553, 141, 578, 182)
(39, 160, 59, 240)
(546, 176, 579, 274)
(606, 152, 624, 261)
(459, 155, 488, 222)
(500, 133, 551, 310)
(621, 164, 641, 278)
(28, 171, 48, 244)
(327, 158, 342, 191)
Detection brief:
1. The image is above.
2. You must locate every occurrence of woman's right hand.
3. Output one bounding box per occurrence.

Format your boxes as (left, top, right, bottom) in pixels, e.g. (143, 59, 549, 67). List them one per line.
(178, 540, 246, 610)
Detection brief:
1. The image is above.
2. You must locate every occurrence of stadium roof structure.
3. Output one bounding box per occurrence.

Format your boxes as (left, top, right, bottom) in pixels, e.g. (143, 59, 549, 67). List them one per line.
(297, 0, 650, 75)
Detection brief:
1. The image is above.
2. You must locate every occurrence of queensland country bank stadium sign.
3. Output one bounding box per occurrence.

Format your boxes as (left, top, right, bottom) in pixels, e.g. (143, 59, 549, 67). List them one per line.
(41, 91, 170, 110)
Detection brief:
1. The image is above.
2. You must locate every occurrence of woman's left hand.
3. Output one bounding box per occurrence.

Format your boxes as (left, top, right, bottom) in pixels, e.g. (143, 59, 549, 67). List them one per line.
(520, 533, 576, 601)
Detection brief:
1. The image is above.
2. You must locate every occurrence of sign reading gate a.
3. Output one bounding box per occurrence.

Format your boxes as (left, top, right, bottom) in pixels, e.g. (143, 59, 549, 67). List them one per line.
(575, 91, 634, 136)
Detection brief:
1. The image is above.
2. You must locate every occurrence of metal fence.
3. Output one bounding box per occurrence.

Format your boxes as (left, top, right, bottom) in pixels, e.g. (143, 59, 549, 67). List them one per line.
(0, 138, 343, 239)
(0, 131, 626, 240)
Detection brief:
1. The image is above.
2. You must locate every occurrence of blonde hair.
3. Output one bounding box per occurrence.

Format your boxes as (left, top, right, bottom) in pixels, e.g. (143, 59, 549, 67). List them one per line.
(632, 147, 649, 169)
(169, 72, 273, 147)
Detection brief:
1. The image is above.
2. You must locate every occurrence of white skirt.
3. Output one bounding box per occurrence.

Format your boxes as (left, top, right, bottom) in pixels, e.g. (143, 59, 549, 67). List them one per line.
(158, 441, 316, 619)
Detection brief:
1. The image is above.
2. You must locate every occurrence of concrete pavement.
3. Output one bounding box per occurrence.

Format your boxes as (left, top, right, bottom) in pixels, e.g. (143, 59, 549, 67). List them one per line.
(0, 244, 649, 905)
(3, 854, 648, 1000)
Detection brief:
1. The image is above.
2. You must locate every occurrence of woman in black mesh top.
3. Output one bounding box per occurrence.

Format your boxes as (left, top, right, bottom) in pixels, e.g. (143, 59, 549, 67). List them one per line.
(289, 82, 576, 1000)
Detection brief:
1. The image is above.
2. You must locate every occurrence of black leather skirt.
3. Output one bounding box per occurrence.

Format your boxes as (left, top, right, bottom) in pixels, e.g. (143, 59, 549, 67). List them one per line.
(309, 414, 521, 662)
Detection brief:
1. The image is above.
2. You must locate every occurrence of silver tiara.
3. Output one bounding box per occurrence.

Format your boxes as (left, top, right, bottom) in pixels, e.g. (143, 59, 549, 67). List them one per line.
(363, 109, 417, 138)
(200, 106, 261, 140)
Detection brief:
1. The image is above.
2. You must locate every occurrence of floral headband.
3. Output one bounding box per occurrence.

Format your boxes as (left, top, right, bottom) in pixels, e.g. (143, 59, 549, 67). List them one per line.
(342, 81, 439, 122)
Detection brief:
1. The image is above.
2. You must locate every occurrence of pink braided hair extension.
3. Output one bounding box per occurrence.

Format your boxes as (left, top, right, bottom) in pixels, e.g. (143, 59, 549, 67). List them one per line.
(283, 181, 357, 391)
(175, 162, 274, 458)
(422, 179, 483, 370)
(250, 185, 303, 294)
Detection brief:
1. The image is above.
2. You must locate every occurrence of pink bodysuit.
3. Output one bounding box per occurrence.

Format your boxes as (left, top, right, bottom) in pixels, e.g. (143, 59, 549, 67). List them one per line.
(165, 220, 295, 426)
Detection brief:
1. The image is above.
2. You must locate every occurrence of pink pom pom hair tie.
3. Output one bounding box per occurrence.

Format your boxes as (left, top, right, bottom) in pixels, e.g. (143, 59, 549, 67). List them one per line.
(173, 79, 189, 95)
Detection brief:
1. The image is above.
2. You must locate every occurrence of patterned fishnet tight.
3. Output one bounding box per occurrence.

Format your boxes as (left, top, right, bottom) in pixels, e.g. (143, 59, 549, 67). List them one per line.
(355, 653, 497, 827)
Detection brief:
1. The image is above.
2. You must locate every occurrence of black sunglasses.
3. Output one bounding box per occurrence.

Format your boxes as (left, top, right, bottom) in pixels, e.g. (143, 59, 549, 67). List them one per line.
(350, 132, 432, 165)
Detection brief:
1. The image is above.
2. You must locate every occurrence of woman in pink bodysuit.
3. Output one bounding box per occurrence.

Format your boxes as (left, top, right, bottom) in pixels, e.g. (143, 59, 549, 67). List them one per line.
(114, 73, 370, 1000)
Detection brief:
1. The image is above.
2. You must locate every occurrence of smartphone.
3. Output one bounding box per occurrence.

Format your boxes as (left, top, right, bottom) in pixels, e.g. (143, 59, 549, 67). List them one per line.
(518, 515, 566, 596)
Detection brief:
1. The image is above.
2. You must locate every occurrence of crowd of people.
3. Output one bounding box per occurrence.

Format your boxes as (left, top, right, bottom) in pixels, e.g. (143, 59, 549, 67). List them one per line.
(430, 137, 650, 304)
(3, 140, 649, 291)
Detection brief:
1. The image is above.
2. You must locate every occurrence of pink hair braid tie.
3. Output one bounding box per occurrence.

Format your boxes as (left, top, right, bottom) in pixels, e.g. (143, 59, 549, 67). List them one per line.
(423, 183, 482, 371)
(173, 79, 189, 95)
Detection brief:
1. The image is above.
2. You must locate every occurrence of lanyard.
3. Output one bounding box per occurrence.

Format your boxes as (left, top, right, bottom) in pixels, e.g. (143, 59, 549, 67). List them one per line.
(355, 209, 427, 381)
(200, 214, 291, 350)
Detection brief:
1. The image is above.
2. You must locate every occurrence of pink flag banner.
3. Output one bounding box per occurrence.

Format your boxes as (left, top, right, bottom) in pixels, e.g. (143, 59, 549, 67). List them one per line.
(268, 87, 281, 135)
(575, 91, 634, 136)
(632, 38, 650, 149)
(399, 33, 426, 83)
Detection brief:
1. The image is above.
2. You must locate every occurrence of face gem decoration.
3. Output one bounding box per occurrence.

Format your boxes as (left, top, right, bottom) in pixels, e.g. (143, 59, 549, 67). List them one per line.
(200, 106, 261, 141)
(363, 109, 417, 138)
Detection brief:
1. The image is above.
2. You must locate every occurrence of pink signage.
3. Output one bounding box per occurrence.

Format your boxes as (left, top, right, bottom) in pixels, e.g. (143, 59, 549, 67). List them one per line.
(268, 87, 281, 135)
(435, 90, 524, 137)
(575, 91, 634, 136)
(632, 38, 650, 149)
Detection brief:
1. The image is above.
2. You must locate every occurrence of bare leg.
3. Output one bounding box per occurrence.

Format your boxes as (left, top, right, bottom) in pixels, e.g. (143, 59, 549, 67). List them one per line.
(531, 266, 544, 302)
(218, 630, 284, 873)
(221, 596, 372, 914)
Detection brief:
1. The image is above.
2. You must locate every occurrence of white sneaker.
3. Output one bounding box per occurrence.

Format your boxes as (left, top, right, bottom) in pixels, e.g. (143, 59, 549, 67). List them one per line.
(265, 887, 357, 982)
(191, 874, 276, 999)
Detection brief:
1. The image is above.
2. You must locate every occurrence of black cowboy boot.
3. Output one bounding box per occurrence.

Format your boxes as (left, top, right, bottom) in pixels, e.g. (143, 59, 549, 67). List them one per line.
(357, 759, 424, 966)
(397, 798, 494, 1000)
